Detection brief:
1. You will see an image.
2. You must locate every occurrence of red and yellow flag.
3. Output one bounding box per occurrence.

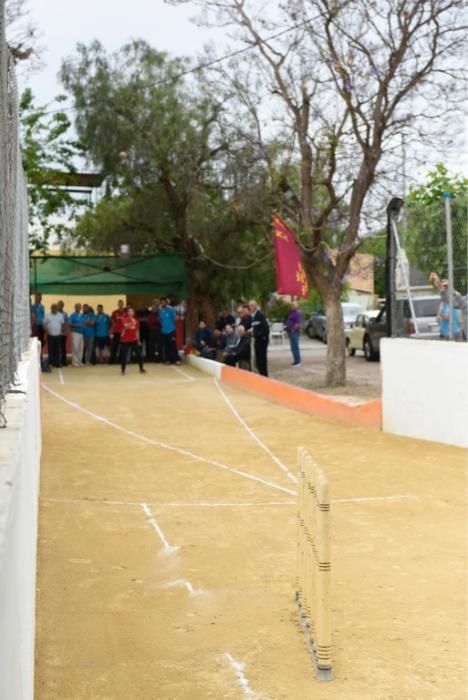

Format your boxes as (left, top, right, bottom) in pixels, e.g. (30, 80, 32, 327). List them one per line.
(273, 214, 309, 298)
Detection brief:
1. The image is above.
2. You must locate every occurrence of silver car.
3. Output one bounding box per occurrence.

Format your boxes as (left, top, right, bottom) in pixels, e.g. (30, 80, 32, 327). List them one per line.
(306, 302, 365, 342)
(363, 295, 441, 361)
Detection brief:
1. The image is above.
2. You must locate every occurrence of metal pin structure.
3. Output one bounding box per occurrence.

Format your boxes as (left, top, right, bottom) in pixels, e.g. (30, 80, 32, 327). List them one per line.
(296, 447, 333, 681)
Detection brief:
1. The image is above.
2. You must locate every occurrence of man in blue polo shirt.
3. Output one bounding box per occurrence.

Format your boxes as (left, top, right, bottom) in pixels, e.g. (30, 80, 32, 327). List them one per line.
(31, 292, 45, 347)
(95, 304, 111, 363)
(69, 303, 84, 367)
(82, 304, 96, 365)
(159, 298, 180, 365)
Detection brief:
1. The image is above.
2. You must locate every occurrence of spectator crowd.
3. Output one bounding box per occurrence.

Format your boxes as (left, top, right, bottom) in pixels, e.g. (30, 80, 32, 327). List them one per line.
(29, 296, 301, 378)
(30, 295, 185, 374)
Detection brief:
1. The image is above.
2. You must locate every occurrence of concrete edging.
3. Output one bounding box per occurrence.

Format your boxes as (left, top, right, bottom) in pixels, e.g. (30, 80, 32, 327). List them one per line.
(0, 340, 41, 700)
(186, 354, 381, 428)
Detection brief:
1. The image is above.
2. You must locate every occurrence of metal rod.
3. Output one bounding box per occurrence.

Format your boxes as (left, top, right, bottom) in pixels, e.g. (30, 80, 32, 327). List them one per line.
(444, 193, 455, 341)
(391, 219, 419, 335)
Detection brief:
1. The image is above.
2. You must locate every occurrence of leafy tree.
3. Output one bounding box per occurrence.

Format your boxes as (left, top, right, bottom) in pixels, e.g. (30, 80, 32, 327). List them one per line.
(60, 40, 276, 326)
(6, 0, 40, 64)
(196, 0, 466, 385)
(19, 88, 82, 249)
(405, 164, 468, 293)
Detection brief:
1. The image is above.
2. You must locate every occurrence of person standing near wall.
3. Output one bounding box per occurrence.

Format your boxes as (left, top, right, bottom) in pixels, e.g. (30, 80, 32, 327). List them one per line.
(82, 305, 96, 365)
(109, 299, 126, 364)
(30, 292, 45, 347)
(286, 301, 302, 367)
(248, 299, 270, 376)
(57, 300, 68, 366)
(43, 303, 64, 368)
(95, 304, 111, 364)
(69, 303, 84, 367)
(159, 298, 181, 365)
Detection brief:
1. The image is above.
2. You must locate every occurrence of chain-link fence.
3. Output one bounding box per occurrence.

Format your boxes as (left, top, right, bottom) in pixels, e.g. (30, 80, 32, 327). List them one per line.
(396, 194, 468, 340)
(405, 196, 467, 296)
(0, 0, 31, 424)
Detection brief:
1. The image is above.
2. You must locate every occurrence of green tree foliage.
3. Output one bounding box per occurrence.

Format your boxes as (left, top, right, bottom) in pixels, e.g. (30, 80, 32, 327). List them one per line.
(360, 235, 386, 297)
(20, 88, 81, 248)
(405, 164, 468, 293)
(59, 40, 275, 323)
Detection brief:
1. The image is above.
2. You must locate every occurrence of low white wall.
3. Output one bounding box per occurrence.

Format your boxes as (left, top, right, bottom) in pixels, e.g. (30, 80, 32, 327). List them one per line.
(0, 341, 41, 700)
(381, 338, 468, 448)
(186, 354, 222, 379)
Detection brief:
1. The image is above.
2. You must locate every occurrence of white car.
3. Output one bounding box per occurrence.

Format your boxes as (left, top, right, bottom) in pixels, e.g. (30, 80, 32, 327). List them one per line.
(345, 310, 381, 356)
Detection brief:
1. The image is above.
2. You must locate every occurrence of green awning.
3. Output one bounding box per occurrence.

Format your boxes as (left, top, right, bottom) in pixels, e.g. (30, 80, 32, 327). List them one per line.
(30, 254, 188, 296)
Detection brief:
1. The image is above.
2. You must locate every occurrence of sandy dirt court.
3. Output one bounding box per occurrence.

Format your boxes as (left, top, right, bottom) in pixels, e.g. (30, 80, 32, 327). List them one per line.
(35, 363, 467, 700)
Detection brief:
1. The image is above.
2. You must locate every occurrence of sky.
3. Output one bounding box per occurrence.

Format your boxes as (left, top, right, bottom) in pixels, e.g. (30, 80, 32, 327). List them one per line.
(18, 0, 467, 180)
(20, 0, 226, 105)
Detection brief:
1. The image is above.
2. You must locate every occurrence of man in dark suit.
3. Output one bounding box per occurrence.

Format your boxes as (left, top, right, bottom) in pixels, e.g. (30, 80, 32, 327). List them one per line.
(248, 299, 269, 376)
(224, 325, 251, 369)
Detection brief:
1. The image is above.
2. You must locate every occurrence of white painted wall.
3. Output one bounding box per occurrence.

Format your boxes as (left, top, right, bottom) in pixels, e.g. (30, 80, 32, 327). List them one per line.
(186, 354, 222, 379)
(0, 341, 41, 700)
(381, 338, 468, 448)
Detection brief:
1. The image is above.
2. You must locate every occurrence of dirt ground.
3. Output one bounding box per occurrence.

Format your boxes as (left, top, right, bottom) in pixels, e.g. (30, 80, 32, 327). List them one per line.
(35, 363, 467, 700)
(268, 337, 381, 402)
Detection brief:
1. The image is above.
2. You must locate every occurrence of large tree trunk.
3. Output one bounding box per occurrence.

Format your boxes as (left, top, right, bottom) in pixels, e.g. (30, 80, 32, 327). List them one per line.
(324, 289, 346, 387)
(305, 251, 347, 387)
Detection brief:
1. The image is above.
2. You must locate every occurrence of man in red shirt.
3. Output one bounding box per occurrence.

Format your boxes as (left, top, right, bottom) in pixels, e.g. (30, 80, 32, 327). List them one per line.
(109, 299, 126, 365)
(119, 307, 146, 375)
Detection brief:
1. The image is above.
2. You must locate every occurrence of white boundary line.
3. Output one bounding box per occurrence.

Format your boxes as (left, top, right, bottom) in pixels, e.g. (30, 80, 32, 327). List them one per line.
(41, 496, 295, 508)
(58, 369, 65, 385)
(333, 494, 418, 504)
(161, 578, 203, 597)
(41, 494, 417, 507)
(42, 383, 296, 497)
(224, 652, 255, 697)
(141, 503, 178, 554)
(214, 378, 298, 484)
(171, 365, 196, 382)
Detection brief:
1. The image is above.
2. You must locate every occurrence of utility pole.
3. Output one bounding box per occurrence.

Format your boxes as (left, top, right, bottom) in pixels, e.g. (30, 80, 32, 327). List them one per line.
(386, 198, 404, 337)
(444, 192, 455, 340)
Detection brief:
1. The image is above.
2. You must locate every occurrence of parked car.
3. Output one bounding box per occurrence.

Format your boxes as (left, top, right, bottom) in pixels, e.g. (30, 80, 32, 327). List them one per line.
(305, 302, 365, 342)
(345, 310, 381, 356)
(362, 295, 441, 361)
(305, 310, 326, 340)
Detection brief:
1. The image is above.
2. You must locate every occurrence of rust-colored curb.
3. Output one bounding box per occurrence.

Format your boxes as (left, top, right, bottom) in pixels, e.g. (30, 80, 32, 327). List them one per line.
(220, 365, 381, 428)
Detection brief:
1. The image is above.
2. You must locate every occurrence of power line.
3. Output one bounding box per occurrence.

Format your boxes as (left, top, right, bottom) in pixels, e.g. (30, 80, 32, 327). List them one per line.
(40, 12, 321, 117)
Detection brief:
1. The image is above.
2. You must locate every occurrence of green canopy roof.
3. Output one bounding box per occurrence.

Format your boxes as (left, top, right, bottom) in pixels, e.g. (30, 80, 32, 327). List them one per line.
(30, 254, 188, 296)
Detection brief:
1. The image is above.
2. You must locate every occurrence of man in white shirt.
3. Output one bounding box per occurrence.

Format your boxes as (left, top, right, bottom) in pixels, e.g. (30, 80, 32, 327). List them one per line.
(44, 303, 64, 368)
(57, 300, 69, 366)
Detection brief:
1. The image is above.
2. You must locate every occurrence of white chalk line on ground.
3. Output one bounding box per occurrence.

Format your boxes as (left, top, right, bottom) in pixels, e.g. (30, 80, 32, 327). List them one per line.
(141, 503, 203, 596)
(54, 376, 194, 387)
(41, 496, 296, 508)
(334, 494, 418, 504)
(141, 502, 178, 554)
(41, 494, 418, 508)
(161, 578, 204, 597)
(42, 383, 296, 497)
(214, 378, 298, 484)
(224, 652, 256, 697)
(58, 369, 65, 385)
(171, 364, 196, 382)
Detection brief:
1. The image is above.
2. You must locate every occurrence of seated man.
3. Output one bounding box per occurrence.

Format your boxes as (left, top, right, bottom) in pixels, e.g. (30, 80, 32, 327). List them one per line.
(223, 325, 251, 369)
(192, 320, 215, 358)
(212, 328, 227, 361)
